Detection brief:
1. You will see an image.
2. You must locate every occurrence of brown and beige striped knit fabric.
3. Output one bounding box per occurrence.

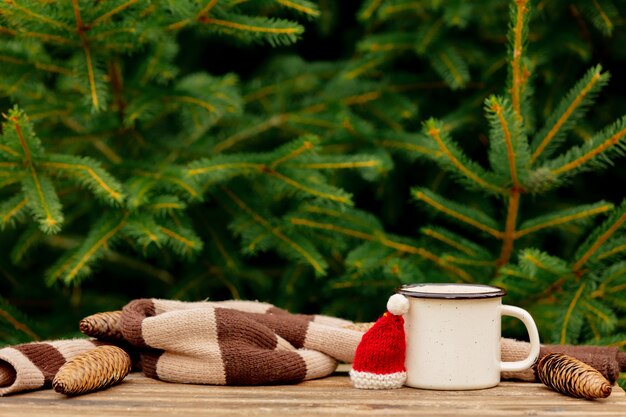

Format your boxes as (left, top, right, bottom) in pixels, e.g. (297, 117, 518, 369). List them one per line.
(0, 339, 109, 396)
(1, 299, 624, 396)
(120, 299, 361, 385)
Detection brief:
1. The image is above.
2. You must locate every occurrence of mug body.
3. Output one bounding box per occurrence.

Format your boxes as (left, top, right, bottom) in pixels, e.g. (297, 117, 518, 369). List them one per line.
(400, 283, 505, 390)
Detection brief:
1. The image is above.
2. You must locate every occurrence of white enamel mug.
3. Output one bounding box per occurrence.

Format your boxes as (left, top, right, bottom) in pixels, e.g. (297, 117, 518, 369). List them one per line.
(398, 283, 540, 390)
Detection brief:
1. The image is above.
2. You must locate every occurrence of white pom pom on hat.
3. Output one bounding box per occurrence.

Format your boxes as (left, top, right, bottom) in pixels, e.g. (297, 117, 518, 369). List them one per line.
(386, 293, 409, 316)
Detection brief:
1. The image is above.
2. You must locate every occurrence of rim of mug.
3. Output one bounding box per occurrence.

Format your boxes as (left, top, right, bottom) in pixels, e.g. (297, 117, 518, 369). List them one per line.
(397, 283, 507, 300)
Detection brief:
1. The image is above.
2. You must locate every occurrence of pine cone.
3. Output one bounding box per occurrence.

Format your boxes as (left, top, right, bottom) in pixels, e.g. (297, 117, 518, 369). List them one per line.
(80, 310, 124, 341)
(536, 353, 612, 400)
(52, 345, 131, 396)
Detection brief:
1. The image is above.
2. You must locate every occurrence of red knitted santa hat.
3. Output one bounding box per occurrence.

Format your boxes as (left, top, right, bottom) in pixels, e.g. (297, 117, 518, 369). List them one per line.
(350, 294, 409, 389)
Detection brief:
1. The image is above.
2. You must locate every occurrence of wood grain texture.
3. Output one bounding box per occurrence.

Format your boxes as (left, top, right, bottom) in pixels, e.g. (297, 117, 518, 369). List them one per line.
(0, 372, 624, 417)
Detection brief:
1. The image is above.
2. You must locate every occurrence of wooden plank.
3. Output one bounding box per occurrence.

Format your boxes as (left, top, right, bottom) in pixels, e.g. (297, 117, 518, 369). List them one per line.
(0, 373, 624, 417)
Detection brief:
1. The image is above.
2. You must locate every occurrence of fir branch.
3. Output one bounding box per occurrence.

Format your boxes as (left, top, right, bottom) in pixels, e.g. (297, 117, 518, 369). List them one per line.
(424, 119, 506, 194)
(594, 236, 626, 262)
(380, 135, 442, 160)
(21, 170, 63, 234)
(548, 116, 626, 178)
(202, 15, 304, 47)
(0, 54, 73, 75)
(0, 297, 40, 342)
(39, 154, 125, 205)
(159, 224, 203, 257)
(516, 201, 614, 238)
(429, 47, 469, 90)
(72, 0, 102, 110)
(269, 137, 316, 168)
(486, 96, 531, 187)
(123, 216, 165, 250)
(582, 298, 617, 335)
(213, 114, 288, 153)
(595, 261, 626, 296)
(582, 0, 618, 36)
(358, 0, 383, 21)
(573, 200, 626, 272)
(421, 226, 491, 258)
(134, 169, 201, 200)
(289, 216, 475, 282)
(498, 189, 520, 265)
(46, 212, 128, 284)
(413, 188, 503, 238)
(0, 195, 28, 229)
(143, 195, 187, 217)
(276, 0, 320, 18)
(265, 169, 352, 205)
(559, 282, 587, 344)
(531, 66, 609, 163)
(6, 1, 72, 31)
(223, 187, 326, 274)
(90, 0, 141, 27)
(519, 249, 571, 277)
(168, 0, 220, 31)
(508, 0, 530, 120)
(10, 225, 42, 264)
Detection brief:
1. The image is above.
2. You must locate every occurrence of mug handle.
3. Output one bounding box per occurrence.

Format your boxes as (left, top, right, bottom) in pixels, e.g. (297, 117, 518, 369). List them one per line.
(499, 305, 541, 372)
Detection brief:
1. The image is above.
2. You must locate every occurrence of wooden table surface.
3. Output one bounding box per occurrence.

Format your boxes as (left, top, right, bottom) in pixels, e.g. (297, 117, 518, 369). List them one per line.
(0, 372, 624, 417)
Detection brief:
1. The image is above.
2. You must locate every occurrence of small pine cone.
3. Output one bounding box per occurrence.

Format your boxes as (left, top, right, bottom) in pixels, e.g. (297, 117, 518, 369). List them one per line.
(53, 345, 131, 396)
(536, 353, 612, 400)
(80, 310, 124, 341)
(343, 322, 375, 332)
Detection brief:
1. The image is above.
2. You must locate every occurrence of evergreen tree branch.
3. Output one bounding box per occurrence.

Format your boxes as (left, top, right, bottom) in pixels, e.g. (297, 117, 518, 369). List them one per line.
(531, 66, 608, 163)
(47, 213, 128, 283)
(560, 282, 587, 344)
(0, 143, 19, 158)
(509, 0, 530, 120)
(7, 1, 73, 31)
(264, 168, 352, 204)
(380, 139, 442, 159)
(498, 189, 520, 265)
(22, 169, 63, 234)
(413, 188, 503, 238)
(270, 139, 314, 168)
(134, 169, 201, 200)
(72, 0, 100, 110)
(213, 114, 288, 153)
(90, 0, 141, 27)
(516, 201, 613, 238)
(486, 96, 528, 187)
(159, 225, 203, 257)
(0, 301, 40, 341)
(358, 0, 383, 21)
(573, 201, 626, 272)
(276, 0, 320, 17)
(289, 216, 474, 282)
(222, 187, 326, 274)
(18, 30, 75, 45)
(39, 155, 124, 205)
(0, 54, 73, 75)
(421, 226, 491, 258)
(168, 0, 220, 31)
(425, 120, 506, 194)
(549, 117, 626, 177)
(595, 237, 626, 262)
(0, 196, 28, 229)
